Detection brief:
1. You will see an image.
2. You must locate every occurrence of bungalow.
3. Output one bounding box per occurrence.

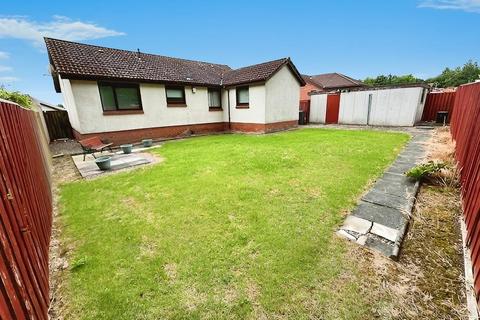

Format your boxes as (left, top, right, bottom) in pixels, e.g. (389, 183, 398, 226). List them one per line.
(300, 73, 366, 100)
(45, 38, 305, 145)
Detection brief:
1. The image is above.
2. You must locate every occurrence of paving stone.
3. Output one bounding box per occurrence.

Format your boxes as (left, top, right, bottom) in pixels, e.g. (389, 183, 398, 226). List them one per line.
(396, 154, 423, 164)
(364, 234, 396, 257)
(336, 229, 357, 242)
(341, 215, 372, 234)
(362, 190, 412, 210)
(381, 172, 415, 184)
(370, 223, 399, 242)
(386, 161, 417, 175)
(372, 179, 416, 198)
(410, 134, 431, 143)
(351, 201, 408, 229)
(356, 235, 368, 245)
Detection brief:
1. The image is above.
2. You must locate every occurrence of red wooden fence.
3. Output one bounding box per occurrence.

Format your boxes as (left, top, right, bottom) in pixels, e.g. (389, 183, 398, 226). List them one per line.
(0, 100, 52, 319)
(422, 91, 456, 122)
(450, 82, 480, 305)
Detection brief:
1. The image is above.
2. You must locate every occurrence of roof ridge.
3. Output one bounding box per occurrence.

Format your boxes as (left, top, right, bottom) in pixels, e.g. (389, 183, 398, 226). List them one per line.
(44, 37, 232, 69)
(334, 72, 363, 85)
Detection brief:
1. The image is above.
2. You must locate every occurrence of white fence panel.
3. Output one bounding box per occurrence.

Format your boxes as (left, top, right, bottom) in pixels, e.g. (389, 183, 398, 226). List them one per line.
(338, 87, 424, 127)
(310, 94, 327, 123)
(339, 91, 370, 125)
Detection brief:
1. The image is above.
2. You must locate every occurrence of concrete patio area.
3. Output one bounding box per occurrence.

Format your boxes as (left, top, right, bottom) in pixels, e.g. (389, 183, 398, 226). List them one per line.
(72, 147, 161, 179)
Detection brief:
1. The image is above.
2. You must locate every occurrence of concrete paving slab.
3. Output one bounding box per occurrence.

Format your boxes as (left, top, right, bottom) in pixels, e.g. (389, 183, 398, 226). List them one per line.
(336, 229, 357, 241)
(386, 161, 417, 175)
(351, 201, 408, 230)
(372, 179, 416, 198)
(71, 152, 156, 179)
(341, 215, 372, 234)
(362, 190, 412, 211)
(370, 223, 399, 242)
(364, 235, 396, 257)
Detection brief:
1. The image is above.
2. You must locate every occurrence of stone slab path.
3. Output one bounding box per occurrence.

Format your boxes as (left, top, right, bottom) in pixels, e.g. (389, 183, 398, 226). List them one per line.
(337, 129, 432, 259)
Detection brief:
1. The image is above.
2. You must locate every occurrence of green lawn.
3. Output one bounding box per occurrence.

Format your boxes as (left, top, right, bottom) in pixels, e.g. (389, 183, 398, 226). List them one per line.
(59, 128, 409, 319)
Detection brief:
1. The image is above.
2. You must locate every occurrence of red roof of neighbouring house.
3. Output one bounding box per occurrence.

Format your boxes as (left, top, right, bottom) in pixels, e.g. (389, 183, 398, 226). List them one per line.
(45, 38, 305, 90)
(302, 73, 366, 90)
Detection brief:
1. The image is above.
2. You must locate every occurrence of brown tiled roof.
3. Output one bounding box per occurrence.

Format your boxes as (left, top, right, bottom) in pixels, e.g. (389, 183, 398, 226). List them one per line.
(45, 38, 230, 86)
(222, 58, 305, 86)
(303, 73, 365, 89)
(45, 38, 305, 88)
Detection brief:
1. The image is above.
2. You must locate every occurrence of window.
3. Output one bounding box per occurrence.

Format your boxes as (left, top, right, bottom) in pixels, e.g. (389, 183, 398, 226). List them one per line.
(208, 89, 221, 109)
(98, 82, 142, 112)
(166, 86, 186, 106)
(236, 86, 249, 107)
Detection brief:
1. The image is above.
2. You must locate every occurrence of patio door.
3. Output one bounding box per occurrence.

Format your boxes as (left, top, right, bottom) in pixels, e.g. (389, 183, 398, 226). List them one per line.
(325, 93, 340, 124)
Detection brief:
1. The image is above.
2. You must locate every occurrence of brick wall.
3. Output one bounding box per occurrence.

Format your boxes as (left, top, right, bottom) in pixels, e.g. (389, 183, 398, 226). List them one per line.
(73, 120, 298, 145)
(300, 83, 321, 100)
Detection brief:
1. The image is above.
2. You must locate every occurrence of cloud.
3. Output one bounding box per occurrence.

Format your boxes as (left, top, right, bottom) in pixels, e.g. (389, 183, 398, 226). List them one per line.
(0, 15, 125, 47)
(418, 0, 480, 13)
(0, 66, 12, 72)
(0, 51, 9, 59)
(0, 76, 18, 83)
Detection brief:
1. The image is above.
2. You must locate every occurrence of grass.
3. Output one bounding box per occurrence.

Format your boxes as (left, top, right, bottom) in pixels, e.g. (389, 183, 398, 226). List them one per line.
(58, 128, 409, 319)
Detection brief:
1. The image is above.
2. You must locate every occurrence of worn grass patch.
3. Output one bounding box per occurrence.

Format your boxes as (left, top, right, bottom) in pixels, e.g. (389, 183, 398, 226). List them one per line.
(57, 128, 408, 319)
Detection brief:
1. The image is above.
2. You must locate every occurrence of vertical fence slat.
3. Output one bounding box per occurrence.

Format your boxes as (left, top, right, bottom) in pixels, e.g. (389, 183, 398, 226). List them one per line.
(0, 100, 52, 320)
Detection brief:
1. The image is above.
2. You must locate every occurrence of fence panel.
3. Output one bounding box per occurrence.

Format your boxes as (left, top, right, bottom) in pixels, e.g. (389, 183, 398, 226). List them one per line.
(0, 99, 52, 319)
(422, 91, 456, 122)
(43, 111, 73, 141)
(450, 82, 480, 305)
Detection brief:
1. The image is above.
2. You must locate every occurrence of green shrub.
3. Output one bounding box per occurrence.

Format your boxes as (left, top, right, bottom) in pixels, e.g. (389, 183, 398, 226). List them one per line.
(406, 161, 447, 181)
(0, 87, 32, 108)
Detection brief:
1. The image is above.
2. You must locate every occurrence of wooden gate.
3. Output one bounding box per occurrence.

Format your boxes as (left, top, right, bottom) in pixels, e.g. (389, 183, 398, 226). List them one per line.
(325, 93, 340, 124)
(43, 111, 73, 141)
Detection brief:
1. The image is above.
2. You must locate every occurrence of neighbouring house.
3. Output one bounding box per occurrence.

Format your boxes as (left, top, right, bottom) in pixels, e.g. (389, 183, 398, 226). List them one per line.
(45, 38, 305, 145)
(300, 73, 366, 100)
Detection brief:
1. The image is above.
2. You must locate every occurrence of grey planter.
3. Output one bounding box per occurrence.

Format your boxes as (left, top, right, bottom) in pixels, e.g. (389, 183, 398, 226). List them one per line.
(142, 139, 153, 147)
(95, 156, 111, 171)
(120, 144, 133, 154)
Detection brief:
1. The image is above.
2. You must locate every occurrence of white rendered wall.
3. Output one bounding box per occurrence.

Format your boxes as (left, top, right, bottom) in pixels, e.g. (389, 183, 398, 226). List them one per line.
(59, 76, 81, 131)
(265, 65, 301, 123)
(227, 84, 266, 124)
(68, 80, 224, 134)
(310, 94, 328, 123)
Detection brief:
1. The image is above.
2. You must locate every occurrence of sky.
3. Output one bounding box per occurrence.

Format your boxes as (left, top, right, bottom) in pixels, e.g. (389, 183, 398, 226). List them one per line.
(1, 0, 479, 104)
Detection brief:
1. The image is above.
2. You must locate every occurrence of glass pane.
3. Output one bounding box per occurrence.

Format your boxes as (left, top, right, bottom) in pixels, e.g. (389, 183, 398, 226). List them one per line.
(99, 85, 116, 111)
(116, 87, 141, 110)
(209, 90, 221, 107)
(166, 88, 184, 98)
(238, 87, 249, 104)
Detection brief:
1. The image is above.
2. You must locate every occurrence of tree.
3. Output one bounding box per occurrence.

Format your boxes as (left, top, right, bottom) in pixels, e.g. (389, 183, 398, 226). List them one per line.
(427, 60, 480, 87)
(0, 87, 32, 108)
(363, 74, 423, 86)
